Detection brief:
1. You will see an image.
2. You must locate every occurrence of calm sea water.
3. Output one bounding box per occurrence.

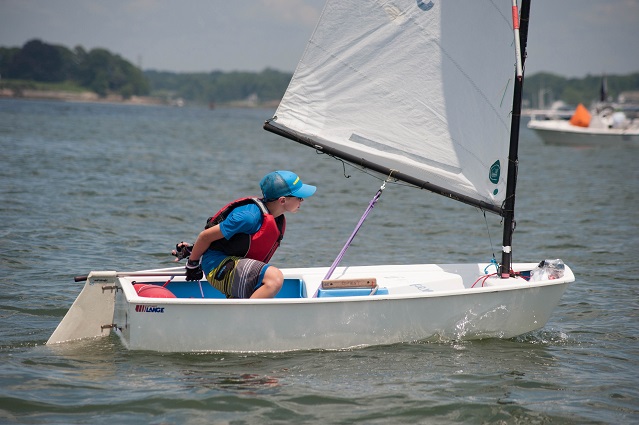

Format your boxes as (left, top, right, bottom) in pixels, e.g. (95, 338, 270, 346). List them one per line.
(1, 98, 637, 424)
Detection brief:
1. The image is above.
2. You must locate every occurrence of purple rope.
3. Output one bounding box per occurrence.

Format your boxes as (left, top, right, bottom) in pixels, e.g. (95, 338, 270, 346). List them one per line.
(323, 188, 384, 280)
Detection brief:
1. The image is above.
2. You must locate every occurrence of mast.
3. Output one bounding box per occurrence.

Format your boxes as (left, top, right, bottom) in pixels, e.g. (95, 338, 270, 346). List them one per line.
(600, 75, 608, 102)
(500, 0, 530, 278)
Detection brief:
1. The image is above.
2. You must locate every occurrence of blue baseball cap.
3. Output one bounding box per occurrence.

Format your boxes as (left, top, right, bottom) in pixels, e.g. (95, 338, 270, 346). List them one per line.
(260, 171, 316, 201)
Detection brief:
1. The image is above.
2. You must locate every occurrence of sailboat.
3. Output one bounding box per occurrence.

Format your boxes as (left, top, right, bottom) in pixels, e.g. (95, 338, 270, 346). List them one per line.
(48, 0, 574, 353)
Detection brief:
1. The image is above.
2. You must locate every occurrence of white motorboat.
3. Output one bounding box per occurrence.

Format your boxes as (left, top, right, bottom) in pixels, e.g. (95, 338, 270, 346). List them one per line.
(528, 77, 639, 147)
(528, 111, 639, 147)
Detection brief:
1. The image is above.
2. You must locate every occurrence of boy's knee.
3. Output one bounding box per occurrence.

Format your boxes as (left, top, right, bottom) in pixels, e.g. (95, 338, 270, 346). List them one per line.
(264, 267, 284, 288)
(250, 266, 283, 298)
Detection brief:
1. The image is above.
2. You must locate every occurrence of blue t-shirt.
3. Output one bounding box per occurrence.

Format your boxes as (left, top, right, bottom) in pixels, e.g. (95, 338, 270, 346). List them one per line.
(200, 204, 263, 275)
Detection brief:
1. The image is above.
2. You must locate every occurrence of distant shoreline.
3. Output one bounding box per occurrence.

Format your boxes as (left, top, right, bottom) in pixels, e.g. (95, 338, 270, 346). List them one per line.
(0, 88, 280, 109)
(0, 88, 166, 106)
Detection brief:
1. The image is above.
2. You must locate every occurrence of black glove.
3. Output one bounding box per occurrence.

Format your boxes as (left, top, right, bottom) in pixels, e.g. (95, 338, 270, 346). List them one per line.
(185, 258, 203, 281)
(172, 242, 193, 261)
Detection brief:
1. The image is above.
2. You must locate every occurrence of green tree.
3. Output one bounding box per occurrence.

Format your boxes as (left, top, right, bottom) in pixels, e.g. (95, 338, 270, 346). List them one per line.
(1, 39, 149, 98)
(523, 72, 639, 108)
(6, 39, 65, 82)
(76, 48, 149, 97)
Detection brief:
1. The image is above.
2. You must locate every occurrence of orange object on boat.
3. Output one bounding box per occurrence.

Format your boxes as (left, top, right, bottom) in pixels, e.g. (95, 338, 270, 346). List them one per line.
(569, 103, 591, 127)
(133, 283, 176, 298)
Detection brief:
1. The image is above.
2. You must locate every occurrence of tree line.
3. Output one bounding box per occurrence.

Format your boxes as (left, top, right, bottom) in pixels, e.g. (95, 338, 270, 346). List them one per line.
(1, 39, 638, 107)
(0, 39, 292, 104)
(524, 72, 639, 109)
(0, 39, 149, 98)
(144, 68, 293, 105)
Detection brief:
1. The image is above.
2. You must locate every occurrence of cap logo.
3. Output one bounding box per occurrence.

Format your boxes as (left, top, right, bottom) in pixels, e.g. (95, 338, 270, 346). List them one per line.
(292, 177, 299, 185)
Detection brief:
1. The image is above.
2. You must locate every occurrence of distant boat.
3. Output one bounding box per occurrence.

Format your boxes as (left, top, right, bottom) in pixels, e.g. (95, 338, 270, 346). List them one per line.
(528, 77, 639, 147)
(528, 104, 639, 147)
(523, 100, 574, 121)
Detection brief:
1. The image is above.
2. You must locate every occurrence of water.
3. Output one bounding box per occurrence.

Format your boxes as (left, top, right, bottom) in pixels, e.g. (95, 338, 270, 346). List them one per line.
(1, 98, 638, 424)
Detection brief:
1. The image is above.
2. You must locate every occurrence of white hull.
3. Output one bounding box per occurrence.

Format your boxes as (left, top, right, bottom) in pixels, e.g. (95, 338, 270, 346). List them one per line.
(50, 263, 574, 353)
(528, 119, 639, 147)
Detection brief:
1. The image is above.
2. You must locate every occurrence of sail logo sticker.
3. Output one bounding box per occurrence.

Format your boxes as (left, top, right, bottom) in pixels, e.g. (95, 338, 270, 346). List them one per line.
(417, 0, 434, 11)
(489, 160, 501, 184)
(135, 305, 165, 313)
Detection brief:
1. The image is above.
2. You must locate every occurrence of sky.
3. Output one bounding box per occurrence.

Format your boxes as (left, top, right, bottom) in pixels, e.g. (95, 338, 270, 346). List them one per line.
(1, 0, 638, 78)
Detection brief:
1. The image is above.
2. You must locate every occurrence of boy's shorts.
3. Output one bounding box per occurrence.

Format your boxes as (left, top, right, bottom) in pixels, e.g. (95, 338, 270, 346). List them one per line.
(206, 256, 268, 298)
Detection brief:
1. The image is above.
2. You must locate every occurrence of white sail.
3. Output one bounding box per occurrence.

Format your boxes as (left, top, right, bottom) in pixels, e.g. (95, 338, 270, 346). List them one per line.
(270, 0, 518, 208)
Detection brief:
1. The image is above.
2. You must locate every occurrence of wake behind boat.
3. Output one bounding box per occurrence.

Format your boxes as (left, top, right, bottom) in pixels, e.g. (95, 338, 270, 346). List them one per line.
(48, 0, 575, 352)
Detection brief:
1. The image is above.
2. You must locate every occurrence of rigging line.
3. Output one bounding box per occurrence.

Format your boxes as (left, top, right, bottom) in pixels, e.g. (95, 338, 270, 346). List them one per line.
(315, 141, 502, 224)
(314, 148, 354, 178)
(318, 149, 408, 186)
(483, 210, 496, 259)
(482, 211, 500, 275)
(351, 165, 403, 187)
(323, 148, 501, 221)
(320, 178, 390, 286)
(336, 154, 352, 178)
(500, 78, 511, 108)
(340, 159, 351, 178)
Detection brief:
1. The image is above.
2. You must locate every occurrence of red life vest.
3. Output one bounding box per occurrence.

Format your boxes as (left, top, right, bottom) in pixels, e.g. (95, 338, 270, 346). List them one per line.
(205, 197, 286, 263)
